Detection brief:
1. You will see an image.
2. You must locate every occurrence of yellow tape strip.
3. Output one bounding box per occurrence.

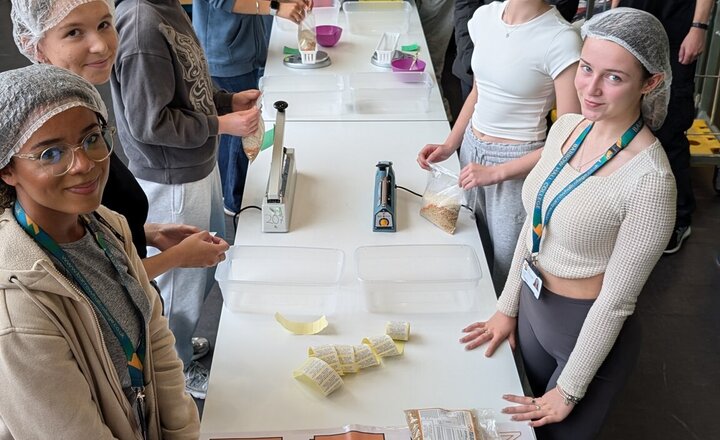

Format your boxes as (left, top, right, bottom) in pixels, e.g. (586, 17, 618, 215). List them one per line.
(275, 312, 329, 335)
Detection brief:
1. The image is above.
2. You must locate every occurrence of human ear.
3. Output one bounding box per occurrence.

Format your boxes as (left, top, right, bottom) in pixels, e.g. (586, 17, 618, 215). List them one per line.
(641, 73, 664, 95)
(0, 165, 18, 187)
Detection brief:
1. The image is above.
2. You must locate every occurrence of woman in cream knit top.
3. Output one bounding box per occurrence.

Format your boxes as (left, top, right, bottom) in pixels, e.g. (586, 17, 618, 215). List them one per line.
(460, 8, 677, 438)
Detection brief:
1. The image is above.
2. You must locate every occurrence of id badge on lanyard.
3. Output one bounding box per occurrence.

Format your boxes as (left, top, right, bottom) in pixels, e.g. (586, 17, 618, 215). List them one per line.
(521, 257, 543, 299)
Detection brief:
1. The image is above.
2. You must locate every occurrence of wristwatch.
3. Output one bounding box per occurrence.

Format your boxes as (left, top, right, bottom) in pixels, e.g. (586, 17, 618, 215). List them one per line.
(269, 0, 280, 16)
(691, 22, 709, 31)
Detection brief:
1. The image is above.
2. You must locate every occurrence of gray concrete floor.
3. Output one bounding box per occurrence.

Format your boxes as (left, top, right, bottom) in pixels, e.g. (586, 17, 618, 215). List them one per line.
(2, 1, 719, 436)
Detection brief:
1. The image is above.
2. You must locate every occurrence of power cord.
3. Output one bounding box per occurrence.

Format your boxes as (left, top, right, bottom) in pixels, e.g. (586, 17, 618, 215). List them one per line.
(232, 205, 261, 230)
(395, 184, 422, 198)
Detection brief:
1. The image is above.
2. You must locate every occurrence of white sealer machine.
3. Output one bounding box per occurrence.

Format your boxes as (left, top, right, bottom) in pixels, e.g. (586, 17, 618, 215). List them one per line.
(262, 100, 297, 233)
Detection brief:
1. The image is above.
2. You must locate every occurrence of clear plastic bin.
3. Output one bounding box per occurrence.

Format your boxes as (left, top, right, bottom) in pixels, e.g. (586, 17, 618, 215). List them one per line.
(216, 246, 344, 314)
(276, 0, 340, 32)
(342, 1, 411, 35)
(347, 72, 433, 114)
(260, 74, 344, 119)
(355, 244, 482, 313)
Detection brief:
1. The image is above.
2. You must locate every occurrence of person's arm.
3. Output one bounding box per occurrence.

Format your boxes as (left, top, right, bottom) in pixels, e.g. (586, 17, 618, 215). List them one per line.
(0, 308, 118, 439)
(141, 231, 229, 280)
(417, 81, 477, 169)
(225, 0, 311, 23)
(554, 62, 581, 116)
(557, 171, 676, 400)
(679, 0, 714, 65)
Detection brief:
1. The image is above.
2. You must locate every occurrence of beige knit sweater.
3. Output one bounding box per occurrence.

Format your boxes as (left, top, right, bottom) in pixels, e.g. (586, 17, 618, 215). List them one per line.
(497, 113, 676, 398)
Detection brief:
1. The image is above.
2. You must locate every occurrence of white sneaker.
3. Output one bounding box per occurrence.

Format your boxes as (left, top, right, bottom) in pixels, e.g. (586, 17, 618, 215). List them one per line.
(185, 361, 209, 399)
(223, 206, 237, 216)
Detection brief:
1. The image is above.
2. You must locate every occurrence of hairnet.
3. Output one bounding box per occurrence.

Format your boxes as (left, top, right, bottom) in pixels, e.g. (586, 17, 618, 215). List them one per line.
(11, 0, 115, 62)
(581, 7, 672, 130)
(0, 64, 108, 169)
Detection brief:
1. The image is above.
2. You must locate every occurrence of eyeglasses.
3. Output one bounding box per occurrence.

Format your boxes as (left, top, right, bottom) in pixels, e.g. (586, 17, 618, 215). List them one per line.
(14, 126, 115, 176)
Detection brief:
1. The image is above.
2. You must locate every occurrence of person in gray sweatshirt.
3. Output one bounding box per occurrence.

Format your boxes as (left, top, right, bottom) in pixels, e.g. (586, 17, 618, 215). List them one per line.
(111, 0, 260, 400)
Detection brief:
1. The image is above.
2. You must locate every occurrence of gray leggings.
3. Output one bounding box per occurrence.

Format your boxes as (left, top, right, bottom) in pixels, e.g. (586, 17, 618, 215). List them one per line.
(458, 126, 543, 295)
(518, 283, 641, 440)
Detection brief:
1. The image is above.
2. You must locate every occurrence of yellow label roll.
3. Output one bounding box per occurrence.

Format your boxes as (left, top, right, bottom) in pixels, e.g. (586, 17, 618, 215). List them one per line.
(293, 357, 343, 396)
(308, 345, 343, 374)
(363, 334, 403, 357)
(385, 321, 410, 341)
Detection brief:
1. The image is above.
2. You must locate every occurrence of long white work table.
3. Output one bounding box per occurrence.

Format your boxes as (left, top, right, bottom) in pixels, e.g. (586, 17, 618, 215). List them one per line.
(200, 121, 533, 439)
(261, 2, 448, 122)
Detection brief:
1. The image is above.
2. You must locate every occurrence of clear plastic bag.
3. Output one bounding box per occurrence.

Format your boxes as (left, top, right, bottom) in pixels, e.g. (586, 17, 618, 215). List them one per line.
(419, 163, 464, 234)
(297, 10, 317, 52)
(404, 408, 500, 440)
(241, 103, 264, 163)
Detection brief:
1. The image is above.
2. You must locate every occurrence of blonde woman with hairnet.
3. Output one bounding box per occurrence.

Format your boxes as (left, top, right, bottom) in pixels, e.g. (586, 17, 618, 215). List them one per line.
(0, 64, 199, 439)
(10, 0, 235, 399)
(460, 9, 676, 439)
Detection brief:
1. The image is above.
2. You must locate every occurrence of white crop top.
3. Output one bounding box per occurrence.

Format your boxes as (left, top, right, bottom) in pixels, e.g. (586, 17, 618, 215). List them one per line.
(468, 2, 581, 141)
(497, 114, 677, 398)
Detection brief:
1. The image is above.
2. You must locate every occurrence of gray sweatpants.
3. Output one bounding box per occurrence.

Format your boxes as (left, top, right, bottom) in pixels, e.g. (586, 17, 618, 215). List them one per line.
(458, 125, 543, 295)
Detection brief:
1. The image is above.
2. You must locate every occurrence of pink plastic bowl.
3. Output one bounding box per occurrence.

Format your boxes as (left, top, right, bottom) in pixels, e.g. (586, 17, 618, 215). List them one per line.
(316, 25, 342, 48)
(391, 57, 427, 73)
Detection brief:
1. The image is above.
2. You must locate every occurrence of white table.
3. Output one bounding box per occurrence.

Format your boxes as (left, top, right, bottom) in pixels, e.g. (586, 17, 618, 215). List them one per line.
(200, 121, 531, 439)
(261, 3, 448, 122)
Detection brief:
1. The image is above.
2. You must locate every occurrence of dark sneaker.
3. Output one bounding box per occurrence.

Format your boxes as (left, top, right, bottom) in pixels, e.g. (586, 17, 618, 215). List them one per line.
(664, 225, 691, 255)
(191, 336, 210, 361)
(185, 361, 209, 399)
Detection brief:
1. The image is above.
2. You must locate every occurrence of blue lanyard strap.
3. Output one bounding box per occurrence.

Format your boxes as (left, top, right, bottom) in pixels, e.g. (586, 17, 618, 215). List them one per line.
(531, 116, 644, 256)
(13, 202, 146, 389)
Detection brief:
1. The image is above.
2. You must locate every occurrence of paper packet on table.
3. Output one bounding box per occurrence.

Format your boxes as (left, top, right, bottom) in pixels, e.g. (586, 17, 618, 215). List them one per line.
(404, 408, 500, 440)
(419, 163, 464, 234)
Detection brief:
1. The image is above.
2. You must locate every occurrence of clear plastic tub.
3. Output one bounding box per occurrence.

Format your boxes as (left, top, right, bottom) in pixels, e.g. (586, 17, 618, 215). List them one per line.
(355, 244, 482, 313)
(342, 1, 411, 35)
(260, 74, 344, 119)
(216, 246, 344, 314)
(347, 72, 433, 114)
(276, 0, 340, 32)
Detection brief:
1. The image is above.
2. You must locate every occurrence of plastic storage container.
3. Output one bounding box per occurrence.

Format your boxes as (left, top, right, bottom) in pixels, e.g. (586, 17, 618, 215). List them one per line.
(342, 1, 411, 35)
(276, 0, 340, 32)
(355, 244, 482, 313)
(347, 72, 433, 114)
(260, 74, 344, 119)
(216, 245, 344, 314)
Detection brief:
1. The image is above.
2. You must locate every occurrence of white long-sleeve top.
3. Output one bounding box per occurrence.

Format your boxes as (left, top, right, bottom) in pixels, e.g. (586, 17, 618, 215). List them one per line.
(497, 113, 677, 398)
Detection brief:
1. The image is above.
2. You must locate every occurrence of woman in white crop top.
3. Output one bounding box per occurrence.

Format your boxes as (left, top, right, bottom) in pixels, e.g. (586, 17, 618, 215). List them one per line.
(418, 0, 581, 295)
(460, 9, 676, 439)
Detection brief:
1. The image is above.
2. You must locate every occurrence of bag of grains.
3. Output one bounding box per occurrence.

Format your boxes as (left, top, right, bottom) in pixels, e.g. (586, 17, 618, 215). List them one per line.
(419, 164, 464, 234)
(242, 105, 264, 163)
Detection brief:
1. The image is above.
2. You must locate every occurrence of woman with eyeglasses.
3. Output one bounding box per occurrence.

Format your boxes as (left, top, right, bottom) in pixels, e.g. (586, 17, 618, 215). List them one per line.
(10, 0, 230, 283)
(0, 64, 198, 439)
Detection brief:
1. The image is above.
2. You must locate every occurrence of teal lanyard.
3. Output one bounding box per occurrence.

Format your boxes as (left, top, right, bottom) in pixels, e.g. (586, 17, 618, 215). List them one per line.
(13, 202, 146, 390)
(531, 116, 644, 256)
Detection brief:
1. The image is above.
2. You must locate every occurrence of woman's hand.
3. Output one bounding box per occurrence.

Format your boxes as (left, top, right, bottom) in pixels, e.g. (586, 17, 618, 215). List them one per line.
(145, 223, 201, 251)
(459, 311, 516, 356)
(501, 387, 575, 428)
(459, 162, 503, 189)
(173, 231, 230, 268)
(417, 143, 455, 170)
(218, 106, 260, 137)
(232, 90, 261, 112)
(278, 0, 310, 23)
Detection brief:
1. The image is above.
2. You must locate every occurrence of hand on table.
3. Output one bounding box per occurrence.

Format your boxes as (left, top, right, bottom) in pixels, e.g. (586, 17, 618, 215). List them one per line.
(459, 162, 502, 189)
(501, 387, 575, 428)
(416, 143, 455, 170)
(459, 311, 516, 356)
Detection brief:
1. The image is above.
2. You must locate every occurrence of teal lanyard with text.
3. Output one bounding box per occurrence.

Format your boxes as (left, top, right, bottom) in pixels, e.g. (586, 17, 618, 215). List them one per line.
(13, 202, 147, 391)
(531, 116, 644, 257)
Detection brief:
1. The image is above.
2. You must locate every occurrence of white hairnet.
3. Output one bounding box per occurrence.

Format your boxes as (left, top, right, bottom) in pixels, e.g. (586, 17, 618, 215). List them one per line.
(581, 7, 672, 130)
(0, 64, 108, 169)
(11, 0, 115, 63)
